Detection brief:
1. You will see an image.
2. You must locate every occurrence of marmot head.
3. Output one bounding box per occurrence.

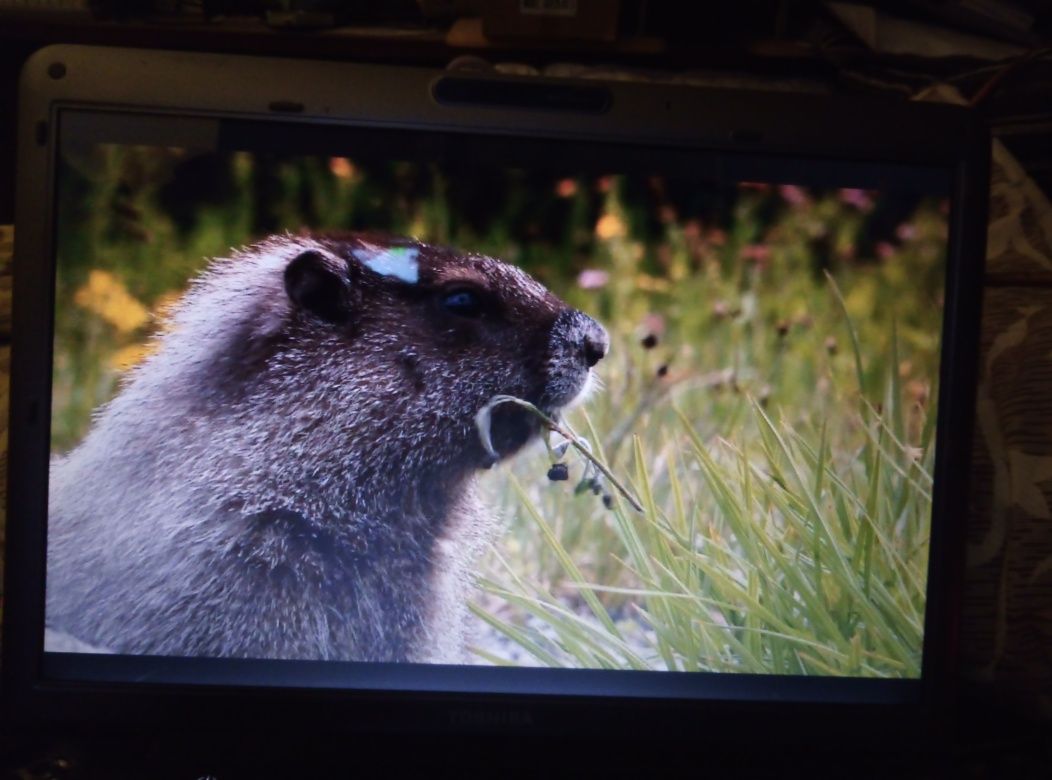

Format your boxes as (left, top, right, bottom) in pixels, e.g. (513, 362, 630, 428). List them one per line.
(224, 233, 608, 479)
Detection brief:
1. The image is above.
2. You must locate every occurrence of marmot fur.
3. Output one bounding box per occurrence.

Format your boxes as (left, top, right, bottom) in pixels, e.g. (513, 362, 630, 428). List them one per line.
(46, 233, 608, 663)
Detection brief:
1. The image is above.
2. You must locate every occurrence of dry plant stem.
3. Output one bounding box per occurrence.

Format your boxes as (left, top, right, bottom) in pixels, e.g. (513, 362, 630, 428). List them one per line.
(477, 395, 645, 513)
(604, 378, 666, 464)
(604, 368, 707, 464)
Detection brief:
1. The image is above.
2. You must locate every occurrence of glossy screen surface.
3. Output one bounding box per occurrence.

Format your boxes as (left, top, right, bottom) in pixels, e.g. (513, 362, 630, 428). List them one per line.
(42, 112, 951, 695)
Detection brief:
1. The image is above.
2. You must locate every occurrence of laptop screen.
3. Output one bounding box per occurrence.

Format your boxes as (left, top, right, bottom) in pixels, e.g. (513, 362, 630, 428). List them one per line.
(40, 106, 952, 700)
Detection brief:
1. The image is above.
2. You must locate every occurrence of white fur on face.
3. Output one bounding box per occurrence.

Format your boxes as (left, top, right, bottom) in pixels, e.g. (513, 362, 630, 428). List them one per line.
(564, 368, 603, 411)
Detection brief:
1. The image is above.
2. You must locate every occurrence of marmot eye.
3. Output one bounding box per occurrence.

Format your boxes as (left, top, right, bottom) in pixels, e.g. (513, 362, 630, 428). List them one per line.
(441, 289, 485, 319)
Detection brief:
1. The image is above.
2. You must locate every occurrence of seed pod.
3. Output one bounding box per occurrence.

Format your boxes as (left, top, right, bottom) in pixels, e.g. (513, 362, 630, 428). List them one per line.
(602, 493, 614, 510)
(549, 431, 571, 459)
(591, 478, 603, 496)
(574, 461, 597, 495)
(547, 462, 569, 481)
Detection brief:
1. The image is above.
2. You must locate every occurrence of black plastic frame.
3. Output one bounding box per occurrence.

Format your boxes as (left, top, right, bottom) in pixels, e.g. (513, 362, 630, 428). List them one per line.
(3, 45, 989, 748)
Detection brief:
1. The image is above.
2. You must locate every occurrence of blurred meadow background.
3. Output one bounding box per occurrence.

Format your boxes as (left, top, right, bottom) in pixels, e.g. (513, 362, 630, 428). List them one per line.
(53, 144, 948, 677)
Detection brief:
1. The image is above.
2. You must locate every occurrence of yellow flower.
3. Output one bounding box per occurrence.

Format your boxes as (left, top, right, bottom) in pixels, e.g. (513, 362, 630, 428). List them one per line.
(73, 270, 150, 333)
(329, 157, 357, 180)
(595, 213, 626, 240)
(633, 274, 670, 292)
(110, 342, 155, 372)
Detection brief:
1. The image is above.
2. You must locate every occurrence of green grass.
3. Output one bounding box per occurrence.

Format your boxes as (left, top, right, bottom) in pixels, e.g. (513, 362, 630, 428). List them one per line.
(471, 259, 936, 677)
(473, 356, 932, 676)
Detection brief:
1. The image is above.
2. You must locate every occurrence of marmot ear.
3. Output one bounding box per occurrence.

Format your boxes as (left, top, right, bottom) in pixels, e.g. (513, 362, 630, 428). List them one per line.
(284, 249, 352, 323)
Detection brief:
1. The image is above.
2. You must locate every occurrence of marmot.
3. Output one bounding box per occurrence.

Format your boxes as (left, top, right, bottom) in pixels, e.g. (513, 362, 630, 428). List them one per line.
(46, 233, 608, 663)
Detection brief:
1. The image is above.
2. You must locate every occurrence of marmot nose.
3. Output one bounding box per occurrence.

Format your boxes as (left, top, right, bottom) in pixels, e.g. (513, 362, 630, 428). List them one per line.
(581, 319, 609, 368)
(552, 308, 609, 368)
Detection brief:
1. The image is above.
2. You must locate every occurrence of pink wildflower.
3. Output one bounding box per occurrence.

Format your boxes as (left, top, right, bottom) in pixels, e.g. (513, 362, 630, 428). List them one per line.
(577, 269, 610, 290)
(779, 184, 809, 207)
(839, 188, 874, 211)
